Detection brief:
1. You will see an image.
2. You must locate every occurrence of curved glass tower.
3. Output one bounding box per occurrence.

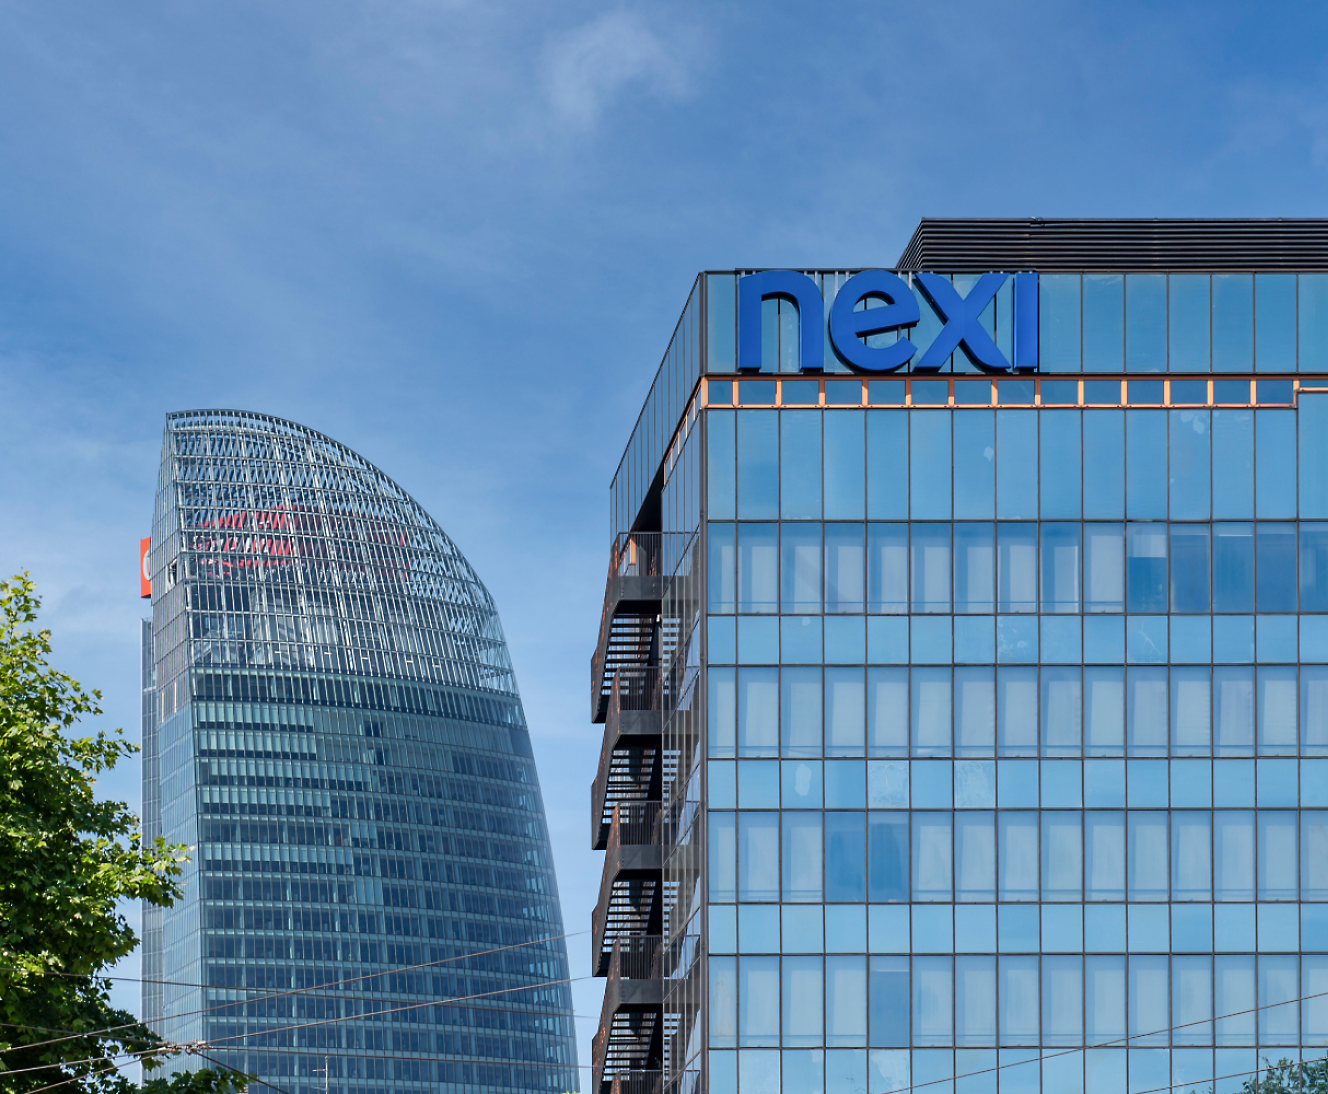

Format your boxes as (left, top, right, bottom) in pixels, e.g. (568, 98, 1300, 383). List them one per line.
(141, 410, 578, 1094)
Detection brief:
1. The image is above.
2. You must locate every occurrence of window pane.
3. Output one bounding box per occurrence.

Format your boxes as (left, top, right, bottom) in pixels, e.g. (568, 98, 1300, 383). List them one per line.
(867, 667, 908, 757)
(737, 410, 779, 518)
(1172, 955, 1213, 1045)
(1126, 410, 1167, 518)
(1040, 275, 1081, 372)
(1043, 956, 1084, 1046)
(1216, 955, 1256, 1045)
(1126, 525, 1168, 613)
(1041, 667, 1082, 756)
(998, 812, 1039, 901)
(826, 813, 866, 902)
(781, 411, 821, 519)
(995, 524, 1037, 613)
(996, 410, 1037, 519)
(954, 523, 995, 614)
(781, 524, 821, 614)
(781, 812, 823, 902)
(1084, 411, 1125, 518)
(955, 667, 996, 756)
(1172, 812, 1212, 901)
(868, 813, 909, 902)
(1170, 524, 1210, 613)
(1215, 811, 1255, 901)
(739, 667, 779, 757)
(1214, 667, 1255, 756)
(1303, 811, 1328, 901)
(1255, 274, 1297, 373)
(1255, 410, 1296, 519)
(998, 956, 1040, 1046)
(1041, 523, 1081, 614)
(825, 410, 865, 520)
(1257, 812, 1297, 901)
(1085, 956, 1126, 1042)
(1128, 956, 1169, 1045)
(1126, 274, 1167, 372)
(1169, 275, 1210, 372)
(866, 411, 907, 520)
(740, 955, 780, 1045)
(911, 524, 952, 613)
(709, 812, 737, 901)
(709, 523, 737, 613)
(738, 523, 778, 613)
(997, 667, 1038, 756)
(1213, 275, 1253, 372)
(1171, 666, 1211, 756)
(912, 813, 953, 901)
(1170, 410, 1211, 520)
(826, 524, 865, 614)
(1083, 274, 1123, 372)
(1256, 524, 1297, 612)
(1040, 410, 1082, 519)
(911, 668, 952, 756)
(827, 667, 866, 757)
(1212, 410, 1254, 519)
(1213, 524, 1254, 613)
(870, 956, 910, 1046)
(709, 410, 736, 519)
(913, 956, 953, 1047)
(954, 410, 995, 520)
(955, 812, 996, 902)
(1042, 811, 1083, 901)
(739, 812, 780, 901)
(782, 666, 822, 758)
(955, 956, 997, 1045)
(1086, 812, 1125, 900)
(1257, 666, 1297, 755)
(1127, 812, 1168, 900)
(911, 412, 951, 520)
(1085, 667, 1125, 755)
(867, 524, 907, 614)
(783, 956, 824, 1047)
(1085, 524, 1124, 612)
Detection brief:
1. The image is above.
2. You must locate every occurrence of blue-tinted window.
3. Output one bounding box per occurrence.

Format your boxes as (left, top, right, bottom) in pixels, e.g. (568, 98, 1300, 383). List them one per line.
(825, 411, 865, 520)
(1213, 410, 1254, 519)
(737, 410, 778, 518)
(1083, 275, 1124, 372)
(1302, 275, 1328, 372)
(1169, 410, 1211, 520)
(709, 524, 736, 612)
(781, 524, 820, 613)
(911, 525, 952, 613)
(1040, 275, 1081, 372)
(1256, 274, 1297, 372)
(953, 410, 995, 520)
(1126, 274, 1167, 372)
(708, 410, 736, 519)
(1040, 411, 1081, 519)
(1256, 524, 1297, 612)
(1169, 275, 1210, 372)
(825, 813, 866, 901)
(1170, 525, 1210, 613)
(997, 524, 1038, 613)
(868, 814, 908, 902)
(910, 412, 951, 520)
(1255, 409, 1297, 519)
(1126, 524, 1167, 613)
(738, 523, 778, 612)
(995, 410, 1037, 519)
(866, 411, 907, 519)
(1213, 274, 1254, 372)
(1084, 411, 1125, 519)
(781, 411, 821, 518)
(867, 524, 908, 613)
(1126, 410, 1167, 518)
(954, 523, 994, 614)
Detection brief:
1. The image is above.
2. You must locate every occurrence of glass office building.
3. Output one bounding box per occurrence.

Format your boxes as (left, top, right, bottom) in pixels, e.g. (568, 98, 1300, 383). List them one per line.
(590, 221, 1328, 1094)
(142, 410, 578, 1094)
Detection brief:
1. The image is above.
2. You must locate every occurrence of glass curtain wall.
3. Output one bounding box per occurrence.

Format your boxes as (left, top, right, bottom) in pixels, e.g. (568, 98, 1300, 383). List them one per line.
(143, 411, 578, 1094)
(700, 388, 1328, 1094)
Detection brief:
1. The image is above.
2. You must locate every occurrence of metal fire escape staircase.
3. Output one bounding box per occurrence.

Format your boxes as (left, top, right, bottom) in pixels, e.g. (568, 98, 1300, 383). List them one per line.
(591, 534, 667, 1094)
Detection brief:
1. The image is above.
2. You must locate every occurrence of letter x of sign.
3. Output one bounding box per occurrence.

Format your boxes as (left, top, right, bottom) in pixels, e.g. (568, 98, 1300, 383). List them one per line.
(912, 272, 1011, 373)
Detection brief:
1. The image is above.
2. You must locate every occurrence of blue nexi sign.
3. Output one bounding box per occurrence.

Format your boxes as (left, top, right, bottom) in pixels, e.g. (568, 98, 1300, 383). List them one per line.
(737, 270, 1039, 373)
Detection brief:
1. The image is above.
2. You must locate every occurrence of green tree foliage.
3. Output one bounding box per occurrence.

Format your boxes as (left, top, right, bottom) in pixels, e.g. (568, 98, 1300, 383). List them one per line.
(0, 575, 246, 1094)
(1229, 1057, 1328, 1094)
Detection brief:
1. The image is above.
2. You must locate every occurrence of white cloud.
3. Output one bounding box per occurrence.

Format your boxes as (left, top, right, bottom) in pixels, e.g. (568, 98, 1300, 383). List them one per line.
(541, 8, 693, 131)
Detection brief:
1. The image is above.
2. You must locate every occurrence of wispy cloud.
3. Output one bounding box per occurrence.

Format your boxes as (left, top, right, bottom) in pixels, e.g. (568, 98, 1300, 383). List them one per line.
(541, 8, 695, 131)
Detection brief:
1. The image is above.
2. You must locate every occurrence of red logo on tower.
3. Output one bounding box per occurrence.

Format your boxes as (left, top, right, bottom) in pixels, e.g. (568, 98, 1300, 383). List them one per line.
(140, 538, 151, 599)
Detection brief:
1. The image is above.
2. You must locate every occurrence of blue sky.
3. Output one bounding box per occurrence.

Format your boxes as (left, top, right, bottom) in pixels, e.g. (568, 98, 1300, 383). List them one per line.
(2, 0, 1327, 1075)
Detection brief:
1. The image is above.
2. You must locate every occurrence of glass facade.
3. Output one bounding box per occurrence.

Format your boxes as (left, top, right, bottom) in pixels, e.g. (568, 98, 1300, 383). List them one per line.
(596, 254, 1328, 1094)
(143, 410, 578, 1094)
